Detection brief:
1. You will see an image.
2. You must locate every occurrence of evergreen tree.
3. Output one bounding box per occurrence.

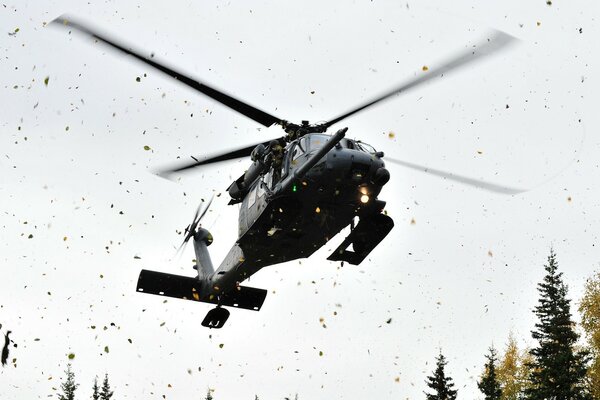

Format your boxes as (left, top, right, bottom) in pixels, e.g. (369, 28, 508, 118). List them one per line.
(58, 363, 78, 400)
(424, 352, 458, 400)
(525, 250, 591, 400)
(92, 376, 100, 400)
(579, 270, 600, 397)
(479, 346, 503, 400)
(100, 373, 113, 400)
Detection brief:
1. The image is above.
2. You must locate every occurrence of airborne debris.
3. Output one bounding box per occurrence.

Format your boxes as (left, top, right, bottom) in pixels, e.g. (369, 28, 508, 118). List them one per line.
(2, 330, 12, 366)
(44, 76, 49, 86)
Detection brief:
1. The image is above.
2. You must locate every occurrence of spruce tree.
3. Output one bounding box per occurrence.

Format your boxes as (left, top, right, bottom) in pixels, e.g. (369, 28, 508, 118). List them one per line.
(478, 346, 502, 400)
(92, 376, 100, 400)
(57, 364, 78, 400)
(100, 373, 113, 400)
(525, 250, 591, 400)
(424, 352, 458, 400)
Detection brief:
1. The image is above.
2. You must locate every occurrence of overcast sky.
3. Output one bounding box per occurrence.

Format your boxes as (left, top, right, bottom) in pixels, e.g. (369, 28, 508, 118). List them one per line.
(1, 1, 599, 399)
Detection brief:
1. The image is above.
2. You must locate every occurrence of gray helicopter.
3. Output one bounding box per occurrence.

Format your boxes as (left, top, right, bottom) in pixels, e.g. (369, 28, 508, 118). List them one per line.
(52, 16, 520, 328)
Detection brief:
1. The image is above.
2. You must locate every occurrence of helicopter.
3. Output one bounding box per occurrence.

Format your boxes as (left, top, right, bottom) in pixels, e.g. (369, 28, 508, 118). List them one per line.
(52, 15, 520, 328)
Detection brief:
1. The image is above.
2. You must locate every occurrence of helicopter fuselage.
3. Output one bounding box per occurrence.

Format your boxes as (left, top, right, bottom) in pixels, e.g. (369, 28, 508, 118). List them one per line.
(204, 130, 393, 300)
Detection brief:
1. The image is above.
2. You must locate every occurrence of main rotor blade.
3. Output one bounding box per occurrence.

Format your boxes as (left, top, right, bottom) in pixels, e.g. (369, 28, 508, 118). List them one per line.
(324, 30, 516, 128)
(156, 139, 274, 177)
(51, 15, 283, 127)
(386, 158, 525, 195)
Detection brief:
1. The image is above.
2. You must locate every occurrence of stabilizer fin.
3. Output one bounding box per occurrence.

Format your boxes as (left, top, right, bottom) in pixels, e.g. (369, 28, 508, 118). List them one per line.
(136, 269, 267, 311)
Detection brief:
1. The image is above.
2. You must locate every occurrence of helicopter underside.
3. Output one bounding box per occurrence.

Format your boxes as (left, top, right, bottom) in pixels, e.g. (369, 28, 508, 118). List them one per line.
(235, 191, 393, 279)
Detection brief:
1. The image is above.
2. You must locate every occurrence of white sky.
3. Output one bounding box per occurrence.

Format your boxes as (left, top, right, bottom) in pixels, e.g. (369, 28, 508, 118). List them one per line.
(1, 1, 599, 399)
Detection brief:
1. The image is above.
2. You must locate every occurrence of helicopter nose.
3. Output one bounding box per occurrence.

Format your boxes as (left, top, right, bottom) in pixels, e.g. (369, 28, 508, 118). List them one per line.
(372, 167, 390, 186)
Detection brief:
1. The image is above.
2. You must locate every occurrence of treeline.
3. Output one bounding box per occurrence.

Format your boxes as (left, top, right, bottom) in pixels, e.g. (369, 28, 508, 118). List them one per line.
(53, 250, 600, 399)
(56, 365, 113, 400)
(424, 250, 600, 399)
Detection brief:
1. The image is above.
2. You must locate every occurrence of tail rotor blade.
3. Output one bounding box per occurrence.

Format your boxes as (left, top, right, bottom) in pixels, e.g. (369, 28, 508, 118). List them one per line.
(198, 194, 215, 223)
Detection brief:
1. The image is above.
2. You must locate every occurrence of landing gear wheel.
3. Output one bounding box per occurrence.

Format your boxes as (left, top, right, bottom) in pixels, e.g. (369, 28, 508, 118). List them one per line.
(201, 307, 230, 329)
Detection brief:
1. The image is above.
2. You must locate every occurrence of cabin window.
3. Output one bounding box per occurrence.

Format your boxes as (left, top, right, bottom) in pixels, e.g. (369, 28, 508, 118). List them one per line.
(247, 185, 257, 208)
(263, 171, 273, 189)
(257, 179, 266, 198)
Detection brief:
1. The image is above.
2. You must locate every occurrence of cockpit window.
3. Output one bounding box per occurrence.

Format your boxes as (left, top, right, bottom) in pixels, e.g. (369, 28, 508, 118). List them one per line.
(341, 139, 355, 149)
(356, 141, 376, 154)
(292, 142, 304, 161)
(309, 134, 330, 150)
(298, 137, 308, 153)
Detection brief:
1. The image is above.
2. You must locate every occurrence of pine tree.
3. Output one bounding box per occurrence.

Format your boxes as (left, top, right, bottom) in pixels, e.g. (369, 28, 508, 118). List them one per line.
(525, 250, 591, 400)
(579, 270, 600, 397)
(57, 364, 78, 400)
(424, 352, 458, 400)
(92, 376, 100, 400)
(479, 346, 503, 400)
(100, 373, 113, 400)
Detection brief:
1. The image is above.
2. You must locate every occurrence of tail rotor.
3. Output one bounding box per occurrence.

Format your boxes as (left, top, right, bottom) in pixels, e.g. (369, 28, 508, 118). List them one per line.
(177, 194, 214, 256)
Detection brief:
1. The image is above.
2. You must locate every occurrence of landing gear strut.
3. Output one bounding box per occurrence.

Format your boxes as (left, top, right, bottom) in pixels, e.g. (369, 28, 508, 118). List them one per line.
(201, 306, 230, 329)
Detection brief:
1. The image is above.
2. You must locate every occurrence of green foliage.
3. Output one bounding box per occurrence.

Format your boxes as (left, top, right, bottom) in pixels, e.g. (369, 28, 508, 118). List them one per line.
(579, 270, 600, 397)
(100, 373, 113, 400)
(479, 346, 503, 400)
(424, 352, 457, 400)
(57, 364, 78, 400)
(525, 250, 591, 400)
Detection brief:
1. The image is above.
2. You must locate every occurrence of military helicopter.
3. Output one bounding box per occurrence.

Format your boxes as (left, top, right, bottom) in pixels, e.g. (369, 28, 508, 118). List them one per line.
(52, 16, 520, 328)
